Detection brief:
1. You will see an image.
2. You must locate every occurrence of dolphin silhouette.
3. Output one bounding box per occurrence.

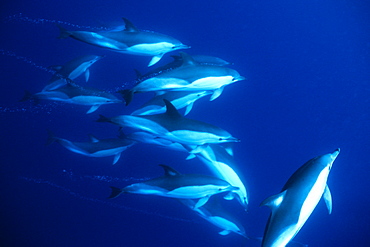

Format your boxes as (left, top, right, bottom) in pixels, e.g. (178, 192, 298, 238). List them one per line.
(44, 55, 104, 91)
(109, 164, 240, 208)
(120, 52, 245, 105)
(57, 18, 189, 67)
(22, 83, 122, 114)
(97, 99, 240, 151)
(260, 149, 340, 247)
(47, 131, 136, 165)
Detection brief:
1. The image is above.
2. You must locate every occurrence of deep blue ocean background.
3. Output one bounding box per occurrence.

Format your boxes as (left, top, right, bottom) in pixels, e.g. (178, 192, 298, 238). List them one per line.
(1, 1, 369, 246)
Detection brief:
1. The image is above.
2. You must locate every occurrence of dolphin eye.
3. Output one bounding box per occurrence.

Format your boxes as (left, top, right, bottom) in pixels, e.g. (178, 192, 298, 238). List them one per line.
(219, 138, 223, 141)
(218, 188, 223, 191)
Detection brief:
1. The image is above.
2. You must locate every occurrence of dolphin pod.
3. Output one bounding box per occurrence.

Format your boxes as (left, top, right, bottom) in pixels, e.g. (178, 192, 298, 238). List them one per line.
(19, 16, 340, 244)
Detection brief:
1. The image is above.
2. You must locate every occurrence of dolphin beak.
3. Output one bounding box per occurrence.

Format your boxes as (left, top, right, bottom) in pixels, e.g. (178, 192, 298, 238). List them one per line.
(331, 148, 340, 159)
(176, 44, 191, 49)
(233, 76, 246, 82)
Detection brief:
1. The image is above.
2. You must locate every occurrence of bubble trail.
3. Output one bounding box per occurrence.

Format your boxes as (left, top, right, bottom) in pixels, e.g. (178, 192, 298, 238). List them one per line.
(19, 175, 196, 223)
(5, 13, 110, 31)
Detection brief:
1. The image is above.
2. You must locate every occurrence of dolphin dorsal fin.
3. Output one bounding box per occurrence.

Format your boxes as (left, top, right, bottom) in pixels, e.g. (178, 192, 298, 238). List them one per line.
(88, 134, 99, 143)
(163, 99, 182, 119)
(179, 52, 197, 66)
(159, 164, 181, 176)
(122, 18, 138, 32)
(260, 190, 287, 211)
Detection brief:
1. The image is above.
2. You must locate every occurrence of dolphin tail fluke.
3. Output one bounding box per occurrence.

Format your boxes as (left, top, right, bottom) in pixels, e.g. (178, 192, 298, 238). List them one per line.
(109, 186, 124, 198)
(19, 90, 33, 102)
(46, 129, 56, 146)
(57, 24, 71, 39)
(96, 114, 111, 123)
(117, 89, 133, 106)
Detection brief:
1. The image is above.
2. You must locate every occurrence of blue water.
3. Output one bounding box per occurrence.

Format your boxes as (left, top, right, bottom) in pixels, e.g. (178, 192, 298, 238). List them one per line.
(1, 1, 369, 246)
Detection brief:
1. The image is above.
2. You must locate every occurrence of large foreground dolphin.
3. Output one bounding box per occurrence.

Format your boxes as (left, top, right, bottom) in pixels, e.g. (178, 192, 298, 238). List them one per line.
(97, 99, 240, 151)
(260, 149, 340, 247)
(47, 131, 136, 165)
(109, 165, 240, 208)
(22, 83, 122, 114)
(57, 18, 189, 66)
(120, 52, 245, 105)
(44, 55, 104, 91)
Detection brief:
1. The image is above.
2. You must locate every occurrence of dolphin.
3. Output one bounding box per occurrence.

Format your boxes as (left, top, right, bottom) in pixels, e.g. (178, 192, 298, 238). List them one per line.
(43, 55, 104, 91)
(109, 164, 240, 208)
(193, 144, 249, 210)
(260, 149, 340, 247)
(120, 52, 245, 105)
(97, 99, 240, 151)
(179, 195, 247, 238)
(134, 54, 232, 82)
(47, 131, 136, 165)
(130, 90, 212, 116)
(57, 18, 189, 67)
(21, 83, 122, 114)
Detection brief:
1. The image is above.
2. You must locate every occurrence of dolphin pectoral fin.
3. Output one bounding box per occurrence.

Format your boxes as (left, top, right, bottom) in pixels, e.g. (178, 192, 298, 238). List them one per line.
(87, 105, 101, 114)
(194, 196, 210, 208)
(323, 184, 332, 214)
(189, 145, 207, 154)
(88, 134, 99, 143)
(113, 153, 122, 165)
(219, 230, 231, 236)
(260, 190, 287, 211)
(109, 186, 124, 198)
(185, 153, 196, 160)
(148, 54, 163, 67)
(184, 102, 194, 116)
(210, 87, 224, 101)
(223, 192, 235, 200)
(85, 69, 90, 82)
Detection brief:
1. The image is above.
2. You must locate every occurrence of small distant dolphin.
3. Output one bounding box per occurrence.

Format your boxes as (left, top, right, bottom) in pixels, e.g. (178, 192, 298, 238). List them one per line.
(21, 83, 122, 114)
(97, 99, 240, 151)
(179, 195, 247, 238)
(260, 149, 340, 247)
(47, 131, 136, 165)
(109, 164, 240, 208)
(57, 18, 189, 67)
(130, 90, 212, 116)
(120, 52, 245, 105)
(194, 144, 249, 210)
(44, 55, 104, 91)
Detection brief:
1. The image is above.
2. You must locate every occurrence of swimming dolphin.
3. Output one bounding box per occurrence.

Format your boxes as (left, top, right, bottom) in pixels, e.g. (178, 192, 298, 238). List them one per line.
(134, 54, 232, 82)
(109, 164, 240, 208)
(193, 144, 249, 210)
(179, 195, 247, 238)
(43, 55, 104, 91)
(97, 99, 240, 151)
(130, 90, 212, 116)
(57, 18, 189, 67)
(47, 131, 136, 165)
(120, 52, 245, 105)
(21, 83, 122, 114)
(260, 149, 340, 247)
